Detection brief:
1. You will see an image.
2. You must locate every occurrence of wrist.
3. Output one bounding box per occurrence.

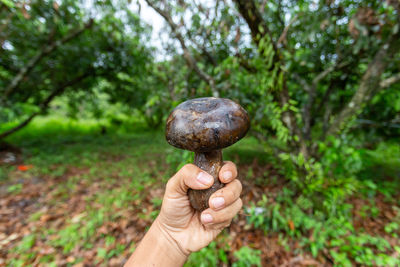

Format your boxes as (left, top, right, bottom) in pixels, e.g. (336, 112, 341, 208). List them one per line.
(125, 217, 188, 267)
(154, 216, 190, 259)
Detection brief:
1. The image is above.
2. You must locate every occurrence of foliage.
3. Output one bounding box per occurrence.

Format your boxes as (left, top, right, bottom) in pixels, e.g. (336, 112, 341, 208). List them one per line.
(1, 0, 400, 265)
(185, 241, 228, 267)
(0, 0, 153, 138)
(133, 1, 400, 223)
(232, 246, 262, 267)
(1, 118, 400, 265)
(246, 170, 400, 266)
(185, 241, 262, 267)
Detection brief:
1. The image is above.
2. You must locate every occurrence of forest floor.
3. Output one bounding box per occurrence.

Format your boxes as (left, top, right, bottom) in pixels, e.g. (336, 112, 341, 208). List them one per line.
(0, 119, 399, 266)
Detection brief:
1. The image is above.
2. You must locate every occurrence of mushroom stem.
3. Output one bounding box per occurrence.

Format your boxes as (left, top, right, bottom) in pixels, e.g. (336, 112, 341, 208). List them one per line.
(188, 150, 224, 211)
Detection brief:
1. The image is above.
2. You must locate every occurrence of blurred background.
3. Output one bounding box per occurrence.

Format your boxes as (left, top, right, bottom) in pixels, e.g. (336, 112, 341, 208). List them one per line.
(0, 0, 399, 266)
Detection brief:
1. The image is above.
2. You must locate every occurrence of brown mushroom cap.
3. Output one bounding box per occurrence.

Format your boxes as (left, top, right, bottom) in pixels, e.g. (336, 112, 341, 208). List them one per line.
(166, 97, 250, 152)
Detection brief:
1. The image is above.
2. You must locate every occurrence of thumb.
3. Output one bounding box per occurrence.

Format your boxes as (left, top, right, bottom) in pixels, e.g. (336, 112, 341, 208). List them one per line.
(166, 164, 214, 196)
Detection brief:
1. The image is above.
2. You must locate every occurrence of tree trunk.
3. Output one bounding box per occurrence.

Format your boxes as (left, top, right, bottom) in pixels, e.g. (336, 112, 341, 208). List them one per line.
(234, 0, 309, 157)
(325, 34, 400, 137)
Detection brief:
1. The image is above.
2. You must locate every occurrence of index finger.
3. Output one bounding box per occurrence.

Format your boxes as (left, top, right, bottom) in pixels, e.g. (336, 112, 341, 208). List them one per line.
(219, 161, 238, 183)
(166, 164, 214, 196)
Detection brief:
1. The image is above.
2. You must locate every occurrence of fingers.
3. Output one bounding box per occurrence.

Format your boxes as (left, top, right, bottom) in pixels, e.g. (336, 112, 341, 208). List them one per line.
(165, 161, 238, 201)
(202, 166, 242, 228)
(209, 179, 242, 210)
(200, 198, 243, 227)
(166, 164, 214, 196)
(219, 161, 237, 183)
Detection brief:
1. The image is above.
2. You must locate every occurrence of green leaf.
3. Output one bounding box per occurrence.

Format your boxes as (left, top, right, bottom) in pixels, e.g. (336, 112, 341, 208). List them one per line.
(0, 0, 14, 8)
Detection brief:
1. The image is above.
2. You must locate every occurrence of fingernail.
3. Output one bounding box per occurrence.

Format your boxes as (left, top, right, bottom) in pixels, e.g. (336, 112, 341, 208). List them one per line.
(201, 213, 213, 223)
(211, 197, 225, 209)
(222, 171, 233, 181)
(197, 172, 213, 185)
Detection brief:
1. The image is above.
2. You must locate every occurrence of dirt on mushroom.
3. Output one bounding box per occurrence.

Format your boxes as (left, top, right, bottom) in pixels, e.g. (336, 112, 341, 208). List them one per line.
(165, 97, 250, 211)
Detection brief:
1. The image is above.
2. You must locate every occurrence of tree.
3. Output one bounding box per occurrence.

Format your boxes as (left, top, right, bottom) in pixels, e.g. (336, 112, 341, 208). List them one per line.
(144, 0, 400, 194)
(0, 0, 152, 139)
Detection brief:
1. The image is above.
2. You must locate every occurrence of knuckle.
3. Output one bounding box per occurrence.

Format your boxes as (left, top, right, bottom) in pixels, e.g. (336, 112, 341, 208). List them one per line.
(215, 212, 227, 224)
(234, 179, 243, 193)
(165, 179, 175, 192)
(224, 220, 232, 228)
(237, 198, 243, 209)
(227, 162, 236, 170)
(221, 161, 234, 171)
(181, 163, 195, 174)
(224, 160, 235, 168)
(226, 161, 237, 172)
(179, 164, 199, 181)
(227, 188, 236, 201)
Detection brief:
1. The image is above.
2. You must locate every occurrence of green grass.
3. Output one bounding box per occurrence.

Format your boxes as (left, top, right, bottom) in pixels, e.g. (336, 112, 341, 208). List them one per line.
(1, 117, 400, 266)
(1, 117, 270, 266)
(2, 116, 270, 172)
(357, 142, 400, 202)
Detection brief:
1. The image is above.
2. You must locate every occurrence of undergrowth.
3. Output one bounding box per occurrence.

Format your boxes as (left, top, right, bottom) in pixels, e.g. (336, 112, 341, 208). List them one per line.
(1, 117, 399, 266)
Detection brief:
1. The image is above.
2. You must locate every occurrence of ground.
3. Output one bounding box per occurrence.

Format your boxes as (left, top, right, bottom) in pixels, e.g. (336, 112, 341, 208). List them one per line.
(0, 120, 399, 266)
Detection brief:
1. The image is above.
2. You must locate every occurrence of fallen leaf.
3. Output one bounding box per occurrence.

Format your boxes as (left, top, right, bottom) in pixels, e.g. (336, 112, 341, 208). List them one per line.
(0, 233, 19, 249)
(71, 212, 86, 223)
(288, 220, 295, 231)
(17, 164, 33, 171)
(40, 214, 52, 223)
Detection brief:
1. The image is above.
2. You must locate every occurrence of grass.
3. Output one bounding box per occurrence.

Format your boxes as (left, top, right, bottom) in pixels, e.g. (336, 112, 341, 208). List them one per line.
(2, 116, 271, 172)
(1, 117, 272, 266)
(1, 116, 400, 266)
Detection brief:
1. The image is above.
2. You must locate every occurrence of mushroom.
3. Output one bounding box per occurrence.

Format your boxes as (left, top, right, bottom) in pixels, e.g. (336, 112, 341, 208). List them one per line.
(166, 97, 250, 211)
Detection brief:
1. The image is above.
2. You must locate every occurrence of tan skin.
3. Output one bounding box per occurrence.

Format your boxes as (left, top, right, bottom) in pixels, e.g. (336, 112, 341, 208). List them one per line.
(125, 161, 242, 267)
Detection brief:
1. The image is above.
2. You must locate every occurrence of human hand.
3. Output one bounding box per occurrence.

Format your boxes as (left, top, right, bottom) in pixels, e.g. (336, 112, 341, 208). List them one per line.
(155, 162, 242, 256)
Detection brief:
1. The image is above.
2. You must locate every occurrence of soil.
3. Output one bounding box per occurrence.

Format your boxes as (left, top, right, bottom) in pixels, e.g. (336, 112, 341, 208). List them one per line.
(0, 156, 398, 266)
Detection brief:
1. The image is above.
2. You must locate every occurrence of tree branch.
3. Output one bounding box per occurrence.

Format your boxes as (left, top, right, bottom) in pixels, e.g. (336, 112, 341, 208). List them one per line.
(145, 0, 218, 96)
(192, 39, 218, 66)
(234, 0, 308, 157)
(180, 0, 219, 67)
(0, 70, 94, 140)
(355, 118, 400, 129)
(301, 61, 349, 140)
(234, 0, 278, 56)
(276, 0, 285, 29)
(313, 61, 348, 85)
(277, 14, 298, 48)
(326, 32, 400, 137)
(259, 0, 268, 14)
(3, 19, 94, 99)
(380, 73, 400, 88)
(292, 73, 312, 92)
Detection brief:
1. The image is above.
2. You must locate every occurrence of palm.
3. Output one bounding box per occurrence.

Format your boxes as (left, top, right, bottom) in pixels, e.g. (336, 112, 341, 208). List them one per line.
(159, 193, 221, 253)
